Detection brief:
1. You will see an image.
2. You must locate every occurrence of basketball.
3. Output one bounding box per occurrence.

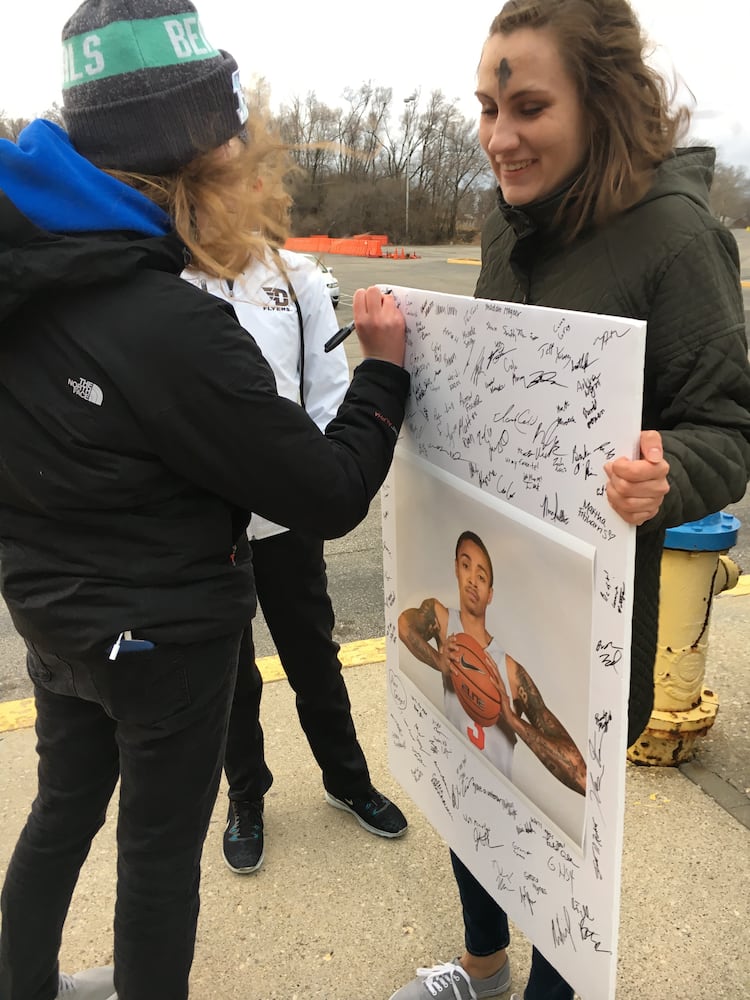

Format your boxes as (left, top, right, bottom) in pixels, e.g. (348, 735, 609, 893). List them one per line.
(449, 632, 502, 728)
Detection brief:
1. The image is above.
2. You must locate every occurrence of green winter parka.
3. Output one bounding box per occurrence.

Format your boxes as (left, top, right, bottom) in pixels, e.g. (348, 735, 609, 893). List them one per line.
(475, 146, 750, 743)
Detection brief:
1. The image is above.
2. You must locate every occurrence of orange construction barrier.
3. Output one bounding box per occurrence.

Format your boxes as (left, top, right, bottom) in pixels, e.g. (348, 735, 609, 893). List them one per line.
(284, 236, 332, 254)
(284, 236, 419, 259)
(284, 234, 389, 258)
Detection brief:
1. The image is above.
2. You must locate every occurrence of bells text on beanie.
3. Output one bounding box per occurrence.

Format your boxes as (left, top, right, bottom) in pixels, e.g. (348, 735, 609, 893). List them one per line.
(61, 0, 248, 173)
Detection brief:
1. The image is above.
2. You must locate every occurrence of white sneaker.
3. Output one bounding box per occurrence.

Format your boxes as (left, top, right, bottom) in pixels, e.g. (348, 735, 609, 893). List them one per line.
(56, 967, 115, 1000)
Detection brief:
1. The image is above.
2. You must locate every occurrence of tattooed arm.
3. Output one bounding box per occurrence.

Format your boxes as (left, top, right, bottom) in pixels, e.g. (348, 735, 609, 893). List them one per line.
(398, 598, 452, 678)
(500, 655, 587, 795)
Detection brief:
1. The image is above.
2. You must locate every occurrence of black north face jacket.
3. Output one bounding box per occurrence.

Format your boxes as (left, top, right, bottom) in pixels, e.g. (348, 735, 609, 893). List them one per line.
(0, 194, 409, 655)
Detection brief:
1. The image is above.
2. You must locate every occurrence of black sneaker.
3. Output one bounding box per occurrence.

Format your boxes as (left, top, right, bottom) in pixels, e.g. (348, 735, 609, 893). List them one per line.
(324, 786, 408, 838)
(223, 799, 264, 873)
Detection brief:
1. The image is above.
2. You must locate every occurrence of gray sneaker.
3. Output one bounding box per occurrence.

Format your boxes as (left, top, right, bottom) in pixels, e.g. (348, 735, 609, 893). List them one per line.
(56, 967, 115, 999)
(388, 958, 511, 999)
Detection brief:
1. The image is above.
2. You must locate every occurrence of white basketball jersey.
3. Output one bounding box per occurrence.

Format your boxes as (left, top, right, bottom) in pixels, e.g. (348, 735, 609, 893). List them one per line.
(444, 608, 515, 778)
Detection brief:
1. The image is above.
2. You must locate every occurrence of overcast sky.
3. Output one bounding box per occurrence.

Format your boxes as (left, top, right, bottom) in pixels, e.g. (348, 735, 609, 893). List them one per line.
(4, 1, 749, 167)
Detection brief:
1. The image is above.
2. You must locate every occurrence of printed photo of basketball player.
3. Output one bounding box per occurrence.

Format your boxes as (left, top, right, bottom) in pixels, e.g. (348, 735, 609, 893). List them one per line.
(398, 531, 587, 797)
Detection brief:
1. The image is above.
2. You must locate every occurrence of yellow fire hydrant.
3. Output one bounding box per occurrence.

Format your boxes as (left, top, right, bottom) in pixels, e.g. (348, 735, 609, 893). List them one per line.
(627, 512, 741, 766)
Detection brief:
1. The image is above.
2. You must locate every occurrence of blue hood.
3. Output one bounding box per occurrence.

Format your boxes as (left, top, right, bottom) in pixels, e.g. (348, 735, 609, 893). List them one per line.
(0, 120, 170, 236)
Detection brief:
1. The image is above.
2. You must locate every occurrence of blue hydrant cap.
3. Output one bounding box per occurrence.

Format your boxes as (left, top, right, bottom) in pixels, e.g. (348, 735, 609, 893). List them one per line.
(664, 511, 740, 551)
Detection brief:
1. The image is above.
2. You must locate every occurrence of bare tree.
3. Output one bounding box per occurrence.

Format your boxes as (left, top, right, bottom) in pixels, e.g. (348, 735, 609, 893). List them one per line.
(278, 93, 339, 184)
(710, 162, 750, 224)
(40, 102, 65, 126)
(398, 91, 490, 241)
(243, 77, 273, 117)
(334, 84, 391, 179)
(0, 112, 31, 141)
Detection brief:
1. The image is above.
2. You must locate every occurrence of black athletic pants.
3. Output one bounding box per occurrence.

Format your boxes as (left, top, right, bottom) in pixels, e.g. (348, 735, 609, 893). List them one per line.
(224, 529, 371, 802)
(0, 632, 241, 1000)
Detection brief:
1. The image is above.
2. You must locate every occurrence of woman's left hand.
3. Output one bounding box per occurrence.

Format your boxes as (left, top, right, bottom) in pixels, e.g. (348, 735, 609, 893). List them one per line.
(604, 430, 670, 526)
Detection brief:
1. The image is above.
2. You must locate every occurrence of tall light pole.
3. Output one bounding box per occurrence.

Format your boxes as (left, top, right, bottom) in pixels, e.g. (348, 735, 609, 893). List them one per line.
(403, 92, 417, 243)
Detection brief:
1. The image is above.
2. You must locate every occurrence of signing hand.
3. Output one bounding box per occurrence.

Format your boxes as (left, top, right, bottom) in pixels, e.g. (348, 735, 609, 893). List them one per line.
(604, 430, 670, 526)
(352, 286, 405, 366)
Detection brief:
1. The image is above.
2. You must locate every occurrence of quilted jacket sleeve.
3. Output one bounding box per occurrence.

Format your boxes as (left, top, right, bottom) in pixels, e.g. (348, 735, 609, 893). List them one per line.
(639, 224, 750, 534)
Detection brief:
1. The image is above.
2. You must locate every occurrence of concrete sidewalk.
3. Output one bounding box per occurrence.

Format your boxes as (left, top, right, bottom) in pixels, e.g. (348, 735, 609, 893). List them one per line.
(0, 590, 748, 999)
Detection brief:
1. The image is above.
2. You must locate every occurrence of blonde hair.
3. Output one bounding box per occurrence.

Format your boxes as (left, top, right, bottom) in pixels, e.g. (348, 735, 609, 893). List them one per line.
(107, 108, 292, 279)
(490, 0, 691, 239)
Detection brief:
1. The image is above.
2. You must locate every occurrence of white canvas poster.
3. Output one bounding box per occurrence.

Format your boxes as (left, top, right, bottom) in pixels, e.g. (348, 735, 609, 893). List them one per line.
(382, 287, 646, 1000)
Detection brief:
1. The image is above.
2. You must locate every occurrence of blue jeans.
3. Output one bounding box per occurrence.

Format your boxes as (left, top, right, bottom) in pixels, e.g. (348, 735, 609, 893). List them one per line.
(224, 530, 371, 802)
(0, 632, 242, 1000)
(451, 852, 574, 1000)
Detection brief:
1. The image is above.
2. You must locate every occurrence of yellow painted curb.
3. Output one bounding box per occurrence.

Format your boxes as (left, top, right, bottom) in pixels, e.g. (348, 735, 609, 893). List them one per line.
(255, 635, 385, 683)
(0, 637, 388, 734)
(0, 698, 36, 733)
(447, 258, 481, 266)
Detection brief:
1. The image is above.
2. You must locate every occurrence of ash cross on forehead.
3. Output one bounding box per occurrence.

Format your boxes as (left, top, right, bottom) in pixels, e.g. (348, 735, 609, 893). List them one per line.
(497, 57, 512, 88)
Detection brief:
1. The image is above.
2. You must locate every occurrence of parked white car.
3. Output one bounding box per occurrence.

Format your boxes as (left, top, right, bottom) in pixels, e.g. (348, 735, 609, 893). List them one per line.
(302, 254, 340, 309)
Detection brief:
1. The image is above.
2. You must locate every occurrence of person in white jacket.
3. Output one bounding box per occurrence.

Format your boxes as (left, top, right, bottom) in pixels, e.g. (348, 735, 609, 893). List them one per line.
(184, 249, 407, 874)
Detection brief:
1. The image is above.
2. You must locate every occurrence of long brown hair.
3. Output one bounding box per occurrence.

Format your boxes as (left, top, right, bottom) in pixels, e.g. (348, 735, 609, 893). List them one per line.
(489, 0, 691, 239)
(107, 108, 292, 279)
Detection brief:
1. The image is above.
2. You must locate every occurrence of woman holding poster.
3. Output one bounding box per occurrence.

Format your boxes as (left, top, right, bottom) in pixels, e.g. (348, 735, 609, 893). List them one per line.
(390, 1, 750, 999)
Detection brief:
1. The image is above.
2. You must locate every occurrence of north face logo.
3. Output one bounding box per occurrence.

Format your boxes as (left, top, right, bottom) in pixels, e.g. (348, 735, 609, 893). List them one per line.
(68, 377, 103, 406)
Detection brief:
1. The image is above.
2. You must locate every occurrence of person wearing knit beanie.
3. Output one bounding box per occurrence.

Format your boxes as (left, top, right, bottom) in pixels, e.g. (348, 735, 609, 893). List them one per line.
(0, 2, 410, 999)
(61, 0, 248, 173)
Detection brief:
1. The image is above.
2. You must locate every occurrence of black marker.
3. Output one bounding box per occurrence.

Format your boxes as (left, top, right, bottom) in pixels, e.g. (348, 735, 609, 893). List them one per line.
(324, 320, 355, 354)
(323, 289, 392, 353)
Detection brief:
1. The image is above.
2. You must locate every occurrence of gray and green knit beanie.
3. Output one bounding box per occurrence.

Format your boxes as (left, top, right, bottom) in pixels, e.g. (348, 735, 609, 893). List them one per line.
(61, 0, 248, 173)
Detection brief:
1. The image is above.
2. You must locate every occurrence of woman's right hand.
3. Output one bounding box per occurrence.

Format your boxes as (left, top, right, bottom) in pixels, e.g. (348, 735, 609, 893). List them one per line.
(352, 286, 406, 367)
